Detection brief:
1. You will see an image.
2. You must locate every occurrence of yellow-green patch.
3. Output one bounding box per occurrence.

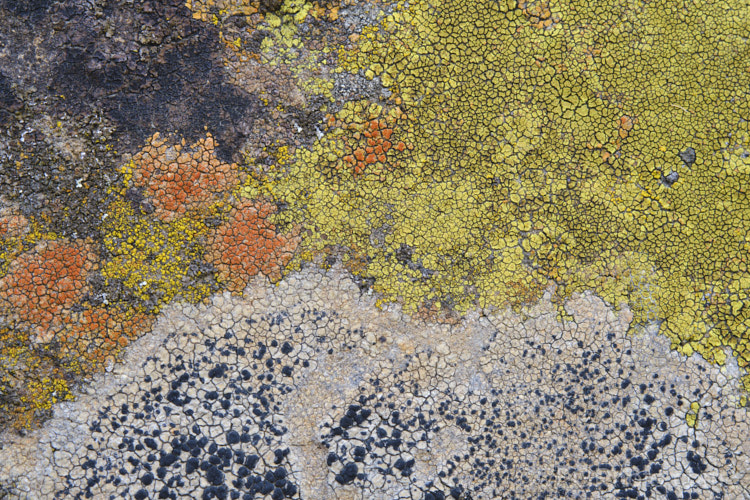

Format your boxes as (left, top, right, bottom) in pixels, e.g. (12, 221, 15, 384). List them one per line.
(258, 0, 750, 381)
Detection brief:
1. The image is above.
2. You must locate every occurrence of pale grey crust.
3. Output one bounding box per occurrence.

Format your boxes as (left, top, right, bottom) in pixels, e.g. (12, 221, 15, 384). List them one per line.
(1, 265, 748, 499)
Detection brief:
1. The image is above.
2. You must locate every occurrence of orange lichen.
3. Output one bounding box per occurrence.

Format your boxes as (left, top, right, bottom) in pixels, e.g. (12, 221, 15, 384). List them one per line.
(519, 0, 559, 29)
(130, 133, 241, 222)
(335, 112, 409, 176)
(0, 239, 97, 343)
(206, 200, 300, 292)
(0, 213, 28, 239)
(59, 307, 155, 369)
(587, 115, 638, 164)
(309, 2, 339, 21)
(618, 115, 635, 139)
(0, 232, 160, 428)
(0, 204, 29, 278)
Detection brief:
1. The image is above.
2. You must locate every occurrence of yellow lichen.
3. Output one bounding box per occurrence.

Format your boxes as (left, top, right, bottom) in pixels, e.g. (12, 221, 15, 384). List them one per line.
(21, 377, 74, 412)
(260, 0, 750, 378)
(101, 199, 211, 313)
(185, 0, 260, 24)
(686, 401, 701, 428)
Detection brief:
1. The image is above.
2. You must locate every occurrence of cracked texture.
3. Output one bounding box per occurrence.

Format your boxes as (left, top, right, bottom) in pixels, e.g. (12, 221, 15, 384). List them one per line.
(263, 0, 750, 386)
(0, 267, 748, 498)
(1, 0, 750, 497)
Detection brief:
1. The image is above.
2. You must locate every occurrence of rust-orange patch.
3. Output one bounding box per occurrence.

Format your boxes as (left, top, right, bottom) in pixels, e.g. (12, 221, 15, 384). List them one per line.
(131, 133, 240, 222)
(206, 200, 300, 292)
(0, 239, 98, 343)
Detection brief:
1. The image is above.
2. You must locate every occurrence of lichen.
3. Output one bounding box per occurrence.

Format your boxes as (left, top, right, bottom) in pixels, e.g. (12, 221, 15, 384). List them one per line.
(129, 132, 240, 223)
(185, 0, 260, 25)
(259, 0, 750, 383)
(686, 401, 701, 429)
(206, 199, 300, 292)
(101, 198, 211, 312)
(0, 238, 98, 343)
(0, 237, 96, 428)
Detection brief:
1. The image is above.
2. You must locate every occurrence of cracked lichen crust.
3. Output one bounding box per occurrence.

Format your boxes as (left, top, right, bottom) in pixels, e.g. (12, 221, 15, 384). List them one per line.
(0, 266, 747, 498)
(261, 0, 750, 385)
(1, 2, 750, 497)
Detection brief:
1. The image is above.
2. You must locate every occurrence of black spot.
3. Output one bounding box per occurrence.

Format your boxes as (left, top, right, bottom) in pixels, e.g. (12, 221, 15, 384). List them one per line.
(339, 415, 354, 429)
(166, 390, 190, 406)
(245, 454, 260, 469)
(335, 463, 358, 485)
(355, 408, 371, 424)
(186, 457, 200, 474)
(655, 434, 672, 448)
(352, 446, 366, 461)
(160, 453, 179, 468)
(206, 465, 225, 486)
(283, 482, 297, 497)
(272, 467, 287, 482)
(686, 450, 707, 474)
(226, 430, 240, 445)
(257, 480, 274, 495)
(629, 455, 647, 471)
(208, 365, 225, 378)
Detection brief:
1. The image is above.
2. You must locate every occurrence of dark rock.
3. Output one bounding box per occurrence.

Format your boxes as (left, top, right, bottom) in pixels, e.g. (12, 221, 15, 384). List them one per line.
(679, 147, 696, 166)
